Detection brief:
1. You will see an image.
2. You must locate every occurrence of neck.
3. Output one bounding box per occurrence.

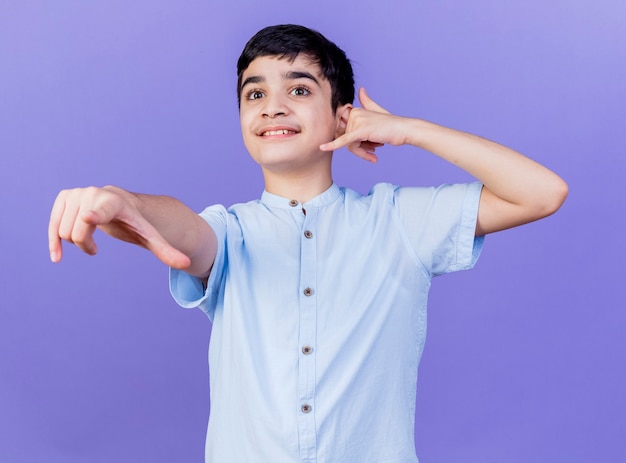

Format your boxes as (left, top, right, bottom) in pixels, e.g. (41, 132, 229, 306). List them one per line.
(262, 165, 333, 203)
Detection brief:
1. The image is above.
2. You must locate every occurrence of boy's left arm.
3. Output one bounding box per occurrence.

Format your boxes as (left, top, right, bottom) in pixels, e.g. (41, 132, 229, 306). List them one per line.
(321, 88, 568, 235)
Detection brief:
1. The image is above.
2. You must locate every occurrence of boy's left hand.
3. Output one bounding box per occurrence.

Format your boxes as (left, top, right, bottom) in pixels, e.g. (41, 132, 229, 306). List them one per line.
(320, 88, 409, 162)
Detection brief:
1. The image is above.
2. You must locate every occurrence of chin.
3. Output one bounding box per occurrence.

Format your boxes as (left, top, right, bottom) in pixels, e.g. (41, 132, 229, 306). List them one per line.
(249, 144, 302, 162)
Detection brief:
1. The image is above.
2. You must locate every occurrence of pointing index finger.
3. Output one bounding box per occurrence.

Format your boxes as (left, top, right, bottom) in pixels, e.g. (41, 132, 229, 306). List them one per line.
(48, 193, 67, 262)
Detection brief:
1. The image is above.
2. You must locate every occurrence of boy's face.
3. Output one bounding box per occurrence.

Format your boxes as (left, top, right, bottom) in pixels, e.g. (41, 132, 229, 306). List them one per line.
(239, 54, 349, 174)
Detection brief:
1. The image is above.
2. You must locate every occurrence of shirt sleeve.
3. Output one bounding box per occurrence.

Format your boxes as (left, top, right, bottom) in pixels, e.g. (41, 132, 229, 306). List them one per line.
(392, 182, 484, 276)
(169, 204, 228, 319)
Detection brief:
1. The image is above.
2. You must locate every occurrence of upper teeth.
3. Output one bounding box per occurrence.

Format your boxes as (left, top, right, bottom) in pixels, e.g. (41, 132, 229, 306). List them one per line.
(263, 129, 294, 136)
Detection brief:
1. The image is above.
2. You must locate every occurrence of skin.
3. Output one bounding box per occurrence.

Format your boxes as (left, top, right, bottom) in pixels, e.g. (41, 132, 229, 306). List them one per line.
(48, 54, 568, 276)
(321, 87, 569, 235)
(48, 185, 215, 277)
(238, 55, 352, 201)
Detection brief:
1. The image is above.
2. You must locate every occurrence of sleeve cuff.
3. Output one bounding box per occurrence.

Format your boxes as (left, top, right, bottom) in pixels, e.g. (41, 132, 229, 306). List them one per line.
(451, 182, 484, 271)
(169, 268, 210, 309)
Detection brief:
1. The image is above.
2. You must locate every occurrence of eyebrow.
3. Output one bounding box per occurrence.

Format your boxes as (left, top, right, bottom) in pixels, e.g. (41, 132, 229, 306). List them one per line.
(240, 70, 321, 90)
(285, 71, 320, 86)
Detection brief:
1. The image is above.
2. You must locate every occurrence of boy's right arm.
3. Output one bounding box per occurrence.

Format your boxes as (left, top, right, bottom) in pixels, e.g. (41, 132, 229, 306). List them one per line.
(322, 88, 568, 236)
(48, 186, 217, 279)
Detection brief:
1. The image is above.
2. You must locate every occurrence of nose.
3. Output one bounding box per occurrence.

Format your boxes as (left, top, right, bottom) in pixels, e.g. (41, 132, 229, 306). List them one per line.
(262, 93, 289, 118)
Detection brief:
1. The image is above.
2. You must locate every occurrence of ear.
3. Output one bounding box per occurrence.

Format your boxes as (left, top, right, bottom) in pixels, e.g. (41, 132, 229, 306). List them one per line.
(334, 103, 352, 137)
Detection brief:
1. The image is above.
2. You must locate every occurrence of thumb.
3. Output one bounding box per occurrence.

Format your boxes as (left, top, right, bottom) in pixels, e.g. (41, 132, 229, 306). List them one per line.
(130, 218, 192, 269)
(359, 87, 390, 114)
(145, 234, 192, 269)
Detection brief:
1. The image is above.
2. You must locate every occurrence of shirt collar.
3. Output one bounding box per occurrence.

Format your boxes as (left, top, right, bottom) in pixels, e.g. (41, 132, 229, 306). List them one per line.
(261, 183, 341, 209)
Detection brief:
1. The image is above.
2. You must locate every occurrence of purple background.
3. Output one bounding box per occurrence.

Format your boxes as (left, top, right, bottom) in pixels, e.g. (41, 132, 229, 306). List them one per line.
(1, 1, 625, 461)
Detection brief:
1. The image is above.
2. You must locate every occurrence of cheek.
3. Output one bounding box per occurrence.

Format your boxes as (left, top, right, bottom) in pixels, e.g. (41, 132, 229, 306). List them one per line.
(306, 109, 338, 138)
(239, 127, 256, 156)
(324, 115, 341, 141)
(241, 132, 256, 156)
(239, 114, 254, 139)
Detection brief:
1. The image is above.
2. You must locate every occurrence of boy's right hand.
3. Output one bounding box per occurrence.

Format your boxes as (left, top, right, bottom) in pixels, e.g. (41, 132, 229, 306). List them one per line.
(48, 186, 191, 269)
(320, 88, 410, 163)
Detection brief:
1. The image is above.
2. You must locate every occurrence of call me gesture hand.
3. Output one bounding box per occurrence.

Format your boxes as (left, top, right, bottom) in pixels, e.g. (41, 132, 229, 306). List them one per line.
(320, 88, 409, 162)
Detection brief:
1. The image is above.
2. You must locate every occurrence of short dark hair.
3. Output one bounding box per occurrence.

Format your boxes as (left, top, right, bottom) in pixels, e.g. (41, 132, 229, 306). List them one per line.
(236, 24, 355, 112)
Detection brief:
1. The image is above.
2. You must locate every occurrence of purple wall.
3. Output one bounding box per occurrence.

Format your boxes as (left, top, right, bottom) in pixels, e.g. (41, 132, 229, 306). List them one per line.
(1, 1, 624, 461)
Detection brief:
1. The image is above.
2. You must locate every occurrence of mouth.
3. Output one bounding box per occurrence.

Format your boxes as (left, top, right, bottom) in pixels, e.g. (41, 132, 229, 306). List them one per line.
(258, 127, 299, 137)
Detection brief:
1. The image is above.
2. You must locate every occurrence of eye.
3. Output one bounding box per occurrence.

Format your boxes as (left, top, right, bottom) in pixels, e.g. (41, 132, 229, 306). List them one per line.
(246, 90, 265, 100)
(290, 86, 310, 97)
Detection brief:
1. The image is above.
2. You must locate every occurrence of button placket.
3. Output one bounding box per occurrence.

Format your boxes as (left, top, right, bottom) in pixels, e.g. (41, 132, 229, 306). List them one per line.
(296, 206, 318, 460)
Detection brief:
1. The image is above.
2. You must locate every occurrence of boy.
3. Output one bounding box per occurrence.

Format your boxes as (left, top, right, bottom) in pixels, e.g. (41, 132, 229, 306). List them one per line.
(49, 24, 567, 463)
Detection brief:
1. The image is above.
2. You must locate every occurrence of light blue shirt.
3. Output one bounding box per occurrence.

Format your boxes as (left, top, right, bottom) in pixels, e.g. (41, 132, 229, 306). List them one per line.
(170, 182, 484, 463)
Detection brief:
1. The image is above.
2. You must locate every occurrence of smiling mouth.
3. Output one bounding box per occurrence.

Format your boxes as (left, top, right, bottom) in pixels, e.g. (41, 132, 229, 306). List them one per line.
(261, 129, 298, 137)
